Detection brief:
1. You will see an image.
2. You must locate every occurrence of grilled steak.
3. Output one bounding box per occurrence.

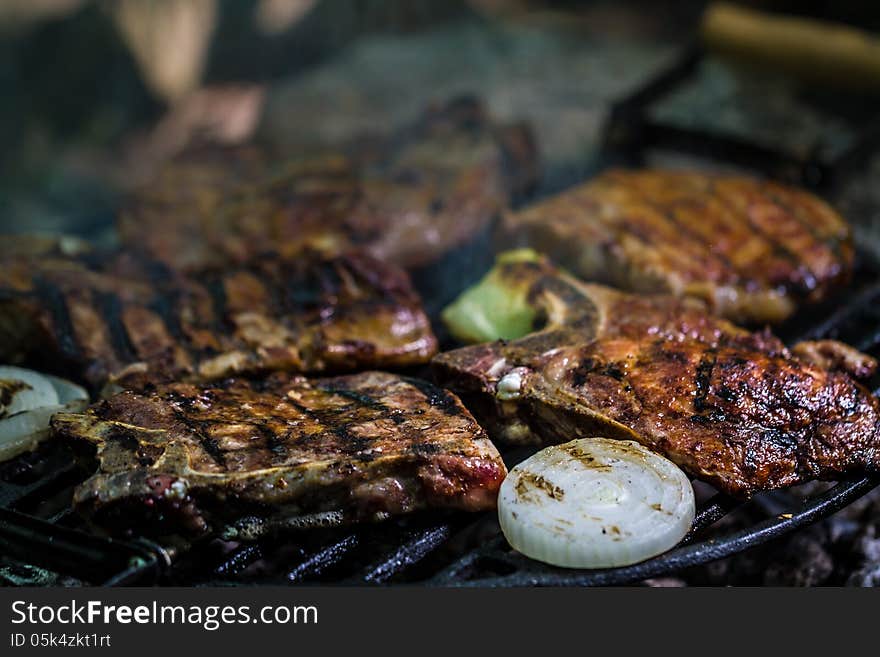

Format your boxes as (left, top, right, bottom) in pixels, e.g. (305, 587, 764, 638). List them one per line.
(501, 169, 853, 323)
(120, 97, 537, 272)
(119, 150, 359, 273)
(433, 252, 880, 498)
(51, 372, 507, 536)
(0, 239, 436, 389)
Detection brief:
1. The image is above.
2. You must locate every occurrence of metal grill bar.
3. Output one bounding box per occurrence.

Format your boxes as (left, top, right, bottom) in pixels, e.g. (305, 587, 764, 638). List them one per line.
(358, 525, 454, 584)
(680, 494, 739, 544)
(288, 536, 359, 583)
(0, 508, 167, 585)
(0, 449, 80, 511)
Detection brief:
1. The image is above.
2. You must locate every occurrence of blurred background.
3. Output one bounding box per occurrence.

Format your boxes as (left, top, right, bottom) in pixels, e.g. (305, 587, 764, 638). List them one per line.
(3, 0, 879, 249)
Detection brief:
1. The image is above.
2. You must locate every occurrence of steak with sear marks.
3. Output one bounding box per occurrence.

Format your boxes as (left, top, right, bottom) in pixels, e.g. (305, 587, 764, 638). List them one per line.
(51, 371, 506, 537)
(433, 252, 880, 498)
(501, 169, 853, 323)
(119, 97, 537, 272)
(0, 239, 436, 390)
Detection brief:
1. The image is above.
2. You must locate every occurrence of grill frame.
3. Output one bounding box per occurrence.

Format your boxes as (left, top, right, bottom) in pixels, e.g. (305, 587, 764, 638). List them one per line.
(602, 44, 880, 192)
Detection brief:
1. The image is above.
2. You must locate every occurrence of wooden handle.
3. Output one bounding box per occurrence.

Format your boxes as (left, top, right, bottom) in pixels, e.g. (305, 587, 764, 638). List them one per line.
(701, 2, 880, 91)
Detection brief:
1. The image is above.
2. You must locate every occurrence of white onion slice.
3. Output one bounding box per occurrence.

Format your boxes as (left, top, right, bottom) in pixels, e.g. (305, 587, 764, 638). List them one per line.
(0, 368, 88, 462)
(0, 366, 59, 417)
(498, 438, 695, 569)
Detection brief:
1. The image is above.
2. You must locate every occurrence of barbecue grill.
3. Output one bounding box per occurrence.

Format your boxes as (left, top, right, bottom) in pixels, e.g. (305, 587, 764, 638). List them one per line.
(4, 53, 880, 586)
(3, 4, 880, 587)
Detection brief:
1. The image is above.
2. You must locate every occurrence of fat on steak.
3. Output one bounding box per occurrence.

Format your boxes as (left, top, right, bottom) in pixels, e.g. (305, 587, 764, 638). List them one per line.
(52, 371, 507, 536)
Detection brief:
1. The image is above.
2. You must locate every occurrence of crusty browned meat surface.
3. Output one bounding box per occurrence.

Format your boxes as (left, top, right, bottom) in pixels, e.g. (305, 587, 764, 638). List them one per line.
(433, 254, 880, 498)
(51, 372, 507, 536)
(120, 97, 537, 272)
(0, 239, 436, 389)
(119, 150, 359, 273)
(501, 169, 853, 324)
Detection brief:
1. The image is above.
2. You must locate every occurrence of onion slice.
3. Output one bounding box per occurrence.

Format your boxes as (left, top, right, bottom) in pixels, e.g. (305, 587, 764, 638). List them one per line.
(0, 366, 59, 417)
(498, 438, 695, 569)
(0, 367, 88, 462)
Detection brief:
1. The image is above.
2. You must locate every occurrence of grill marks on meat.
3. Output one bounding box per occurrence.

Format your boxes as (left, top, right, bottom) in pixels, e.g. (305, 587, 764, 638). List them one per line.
(51, 372, 507, 536)
(120, 152, 361, 273)
(120, 97, 537, 272)
(501, 169, 853, 323)
(432, 255, 880, 497)
(0, 241, 436, 389)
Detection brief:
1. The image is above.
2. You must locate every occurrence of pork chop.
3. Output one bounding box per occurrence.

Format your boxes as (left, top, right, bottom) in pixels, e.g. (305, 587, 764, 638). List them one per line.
(434, 251, 880, 498)
(119, 97, 538, 272)
(500, 169, 853, 323)
(0, 239, 436, 390)
(52, 371, 506, 537)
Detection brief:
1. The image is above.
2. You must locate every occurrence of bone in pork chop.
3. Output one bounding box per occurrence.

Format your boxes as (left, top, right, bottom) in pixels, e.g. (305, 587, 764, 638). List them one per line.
(52, 371, 506, 537)
(0, 238, 436, 390)
(500, 169, 853, 323)
(434, 251, 880, 498)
